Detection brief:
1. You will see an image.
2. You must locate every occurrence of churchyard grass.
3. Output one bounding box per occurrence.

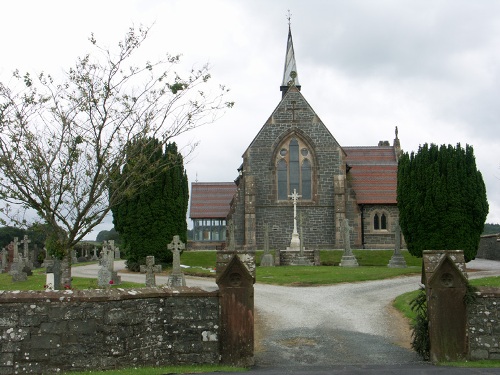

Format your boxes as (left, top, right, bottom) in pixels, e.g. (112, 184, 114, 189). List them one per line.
(65, 364, 246, 374)
(0, 268, 142, 291)
(256, 265, 420, 285)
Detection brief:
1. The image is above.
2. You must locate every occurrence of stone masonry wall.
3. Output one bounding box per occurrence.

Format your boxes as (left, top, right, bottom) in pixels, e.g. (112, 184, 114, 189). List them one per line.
(0, 288, 220, 374)
(243, 89, 342, 249)
(362, 205, 401, 249)
(477, 234, 500, 260)
(468, 287, 500, 360)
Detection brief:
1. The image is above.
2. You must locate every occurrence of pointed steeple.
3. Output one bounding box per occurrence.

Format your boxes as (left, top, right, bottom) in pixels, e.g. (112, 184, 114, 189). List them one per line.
(280, 24, 301, 97)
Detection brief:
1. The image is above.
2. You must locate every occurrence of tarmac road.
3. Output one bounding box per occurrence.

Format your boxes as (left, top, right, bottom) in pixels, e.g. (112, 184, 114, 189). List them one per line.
(72, 258, 500, 374)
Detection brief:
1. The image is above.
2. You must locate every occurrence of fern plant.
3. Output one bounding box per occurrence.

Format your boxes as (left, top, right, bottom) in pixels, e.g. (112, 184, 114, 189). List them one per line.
(410, 286, 430, 361)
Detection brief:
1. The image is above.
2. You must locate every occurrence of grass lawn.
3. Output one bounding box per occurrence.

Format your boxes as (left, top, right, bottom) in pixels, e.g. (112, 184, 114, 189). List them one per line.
(0, 268, 142, 291)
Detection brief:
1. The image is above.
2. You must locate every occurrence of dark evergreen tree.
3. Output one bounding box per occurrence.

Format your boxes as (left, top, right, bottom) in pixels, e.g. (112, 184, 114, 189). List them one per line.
(110, 138, 189, 270)
(397, 143, 488, 261)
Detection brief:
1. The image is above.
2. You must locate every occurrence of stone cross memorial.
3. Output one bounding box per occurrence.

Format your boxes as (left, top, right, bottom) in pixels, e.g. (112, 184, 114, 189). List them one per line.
(288, 189, 302, 250)
(260, 223, 274, 267)
(140, 256, 162, 287)
(166, 235, 186, 287)
(388, 220, 407, 268)
(339, 218, 359, 267)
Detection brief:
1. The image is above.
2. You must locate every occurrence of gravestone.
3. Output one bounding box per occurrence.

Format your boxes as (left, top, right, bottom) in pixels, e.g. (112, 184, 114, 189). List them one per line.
(9, 237, 28, 281)
(9, 237, 22, 274)
(260, 223, 274, 267)
(20, 235, 33, 272)
(166, 235, 186, 287)
(140, 256, 162, 287)
(97, 253, 112, 288)
(42, 249, 54, 269)
(71, 249, 78, 264)
(388, 220, 407, 268)
(339, 218, 358, 267)
(91, 247, 99, 261)
(103, 244, 122, 285)
(0, 248, 7, 273)
(423, 250, 468, 362)
(114, 246, 121, 260)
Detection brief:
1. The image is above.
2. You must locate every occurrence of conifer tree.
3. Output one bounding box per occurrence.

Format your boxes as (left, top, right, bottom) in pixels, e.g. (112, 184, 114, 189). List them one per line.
(110, 138, 189, 270)
(397, 143, 488, 261)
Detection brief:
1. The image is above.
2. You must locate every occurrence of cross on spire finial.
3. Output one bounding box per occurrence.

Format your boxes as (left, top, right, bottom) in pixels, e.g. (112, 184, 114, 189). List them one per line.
(286, 9, 292, 27)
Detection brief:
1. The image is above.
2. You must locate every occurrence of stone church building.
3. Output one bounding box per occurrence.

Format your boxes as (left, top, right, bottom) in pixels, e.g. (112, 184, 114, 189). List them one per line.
(190, 26, 402, 251)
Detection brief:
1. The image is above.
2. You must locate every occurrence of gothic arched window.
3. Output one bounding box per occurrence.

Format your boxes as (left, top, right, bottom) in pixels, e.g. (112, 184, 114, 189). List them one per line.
(373, 211, 388, 231)
(276, 137, 313, 201)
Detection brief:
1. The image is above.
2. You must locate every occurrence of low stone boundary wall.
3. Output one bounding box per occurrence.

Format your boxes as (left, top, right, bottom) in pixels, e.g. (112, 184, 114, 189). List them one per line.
(477, 234, 500, 260)
(468, 287, 500, 360)
(0, 287, 220, 374)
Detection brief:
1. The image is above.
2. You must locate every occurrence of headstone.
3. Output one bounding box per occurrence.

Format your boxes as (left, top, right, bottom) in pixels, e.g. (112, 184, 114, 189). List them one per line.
(388, 220, 407, 268)
(0, 248, 7, 273)
(44, 258, 62, 290)
(45, 272, 55, 291)
(20, 235, 31, 259)
(71, 249, 78, 264)
(339, 218, 358, 267)
(100, 244, 121, 285)
(42, 250, 54, 269)
(97, 253, 112, 288)
(260, 223, 274, 267)
(114, 246, 121, 260)
(9, 237, 28, 280)
(91, 247, 99, 261)
(140, 256, 162, 287)
(166, 235, 186, 287)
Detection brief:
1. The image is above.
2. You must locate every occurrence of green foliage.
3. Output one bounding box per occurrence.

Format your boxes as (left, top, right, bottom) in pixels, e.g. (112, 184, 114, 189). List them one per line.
(95, 227, 121, 243)
(0, 224, 47, 250)
(483, 223, 500, 235)
(409, 287, 430, 361)
(111, 139, 189, 270)
(397, 143, 488, 261)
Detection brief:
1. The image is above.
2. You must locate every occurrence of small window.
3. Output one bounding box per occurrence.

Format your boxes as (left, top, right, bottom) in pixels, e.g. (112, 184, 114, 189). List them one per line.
(373, 211, 389, 231)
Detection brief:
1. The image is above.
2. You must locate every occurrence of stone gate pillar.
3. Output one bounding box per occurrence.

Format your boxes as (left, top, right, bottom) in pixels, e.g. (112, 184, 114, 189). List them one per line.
(216, 255, 254, 366)
(423, 250, 468, 363)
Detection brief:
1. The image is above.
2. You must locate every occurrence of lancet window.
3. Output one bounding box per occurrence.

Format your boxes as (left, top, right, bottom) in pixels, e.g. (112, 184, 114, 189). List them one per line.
(276, 137, 313, 201)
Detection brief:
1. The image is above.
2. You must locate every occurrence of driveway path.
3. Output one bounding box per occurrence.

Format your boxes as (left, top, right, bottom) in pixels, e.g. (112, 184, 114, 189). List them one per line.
(72, 258, 500, 371)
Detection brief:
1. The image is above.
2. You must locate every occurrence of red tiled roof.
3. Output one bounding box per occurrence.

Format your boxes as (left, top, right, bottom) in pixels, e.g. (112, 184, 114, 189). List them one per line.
(344, 146, 398, 204)
(189, 182, 237, 219)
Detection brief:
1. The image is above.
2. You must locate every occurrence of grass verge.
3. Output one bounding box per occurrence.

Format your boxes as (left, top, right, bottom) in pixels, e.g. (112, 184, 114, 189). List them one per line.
(0, 268, 142, 291)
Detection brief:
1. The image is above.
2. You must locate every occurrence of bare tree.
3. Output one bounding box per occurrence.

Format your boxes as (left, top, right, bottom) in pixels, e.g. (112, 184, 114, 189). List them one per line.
(0, 26, 232, 286)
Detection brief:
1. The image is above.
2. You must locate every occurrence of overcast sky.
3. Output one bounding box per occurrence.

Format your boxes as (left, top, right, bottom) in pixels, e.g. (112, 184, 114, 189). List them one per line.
(1, 0, 499, 240)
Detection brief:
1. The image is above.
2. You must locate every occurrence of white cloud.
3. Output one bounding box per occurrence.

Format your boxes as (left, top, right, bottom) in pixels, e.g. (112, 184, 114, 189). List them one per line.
(1, 0, 499, 239)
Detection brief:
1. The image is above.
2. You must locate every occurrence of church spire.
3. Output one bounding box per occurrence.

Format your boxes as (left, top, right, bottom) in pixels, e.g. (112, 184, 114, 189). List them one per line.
(280, 12, 301, 97)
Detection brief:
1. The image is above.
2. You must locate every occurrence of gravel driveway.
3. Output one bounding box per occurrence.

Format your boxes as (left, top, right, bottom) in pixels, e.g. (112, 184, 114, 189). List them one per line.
(72, 258, 500, 369)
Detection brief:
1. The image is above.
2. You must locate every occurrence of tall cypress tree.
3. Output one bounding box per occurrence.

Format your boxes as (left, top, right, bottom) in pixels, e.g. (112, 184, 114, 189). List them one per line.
(110, 138, 189, 270)
(397, 143, 488, 262)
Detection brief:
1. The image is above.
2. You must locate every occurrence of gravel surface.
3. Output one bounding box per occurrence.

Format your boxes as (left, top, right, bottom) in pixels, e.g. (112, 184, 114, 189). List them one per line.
(72, 258, 500, 369)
